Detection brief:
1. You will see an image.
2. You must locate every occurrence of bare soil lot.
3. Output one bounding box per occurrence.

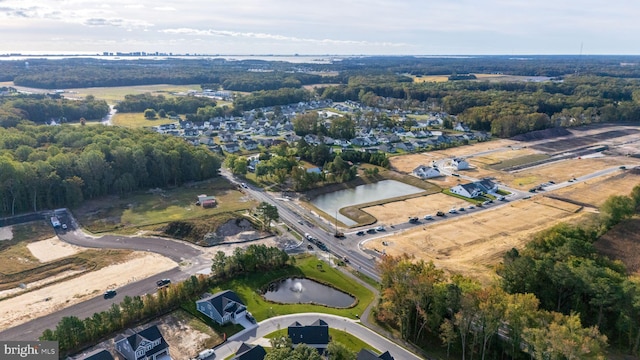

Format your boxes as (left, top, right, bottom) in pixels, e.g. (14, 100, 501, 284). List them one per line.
(549, 170, 640, 207)
(26, 237, 81, 262)
(363, 197, 585, 283)
(595, 218, 640, 275)
(362, 193, 471, 225)
(531, 128, 640, 153)
(0, 252, 177, 331)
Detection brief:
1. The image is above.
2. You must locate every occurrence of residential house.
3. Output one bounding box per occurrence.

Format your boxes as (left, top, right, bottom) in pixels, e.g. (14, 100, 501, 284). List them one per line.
(450, 179, 498, 199)
(222, 142, 240, 153)
(114, 325, 171, 360)
(242, 140, 258, 151)
(71, 349, 114, 360)
(412, 165, 441, 179)
(288, 319, 330, 350)
(232, 343, 266, 360)
(451, 158, 470, 170)
(196, 290, 247, 325)
(454, 122, 471, 132)
(350, 137, 368, 147)
(357, 349, 395, 360)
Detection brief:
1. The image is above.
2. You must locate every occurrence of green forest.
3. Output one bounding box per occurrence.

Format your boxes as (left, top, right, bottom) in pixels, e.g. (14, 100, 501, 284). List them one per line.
(0, 124, 222, 215)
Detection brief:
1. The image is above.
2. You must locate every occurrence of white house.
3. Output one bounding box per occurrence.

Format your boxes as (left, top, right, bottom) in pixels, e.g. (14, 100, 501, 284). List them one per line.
(450, 179, 498, 199)
(452, 158, 470, 170)
(412, 165, 441, 179)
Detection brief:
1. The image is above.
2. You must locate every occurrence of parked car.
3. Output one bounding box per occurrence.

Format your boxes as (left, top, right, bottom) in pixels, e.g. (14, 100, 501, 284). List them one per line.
(61, 223, 68, 230)
(197, 349, 215, 360)
(436, 211, 445, 217)
(307, 244, 314, 250)
(356, 230, 365, 236)
(424, 215, 433, 220)
(376, 226, 385, 231)
(448, 209, 458, 214)
(241, 182, 248, 188)
(156, 279, 171, 288)
(103, 290, 117, 299)
(367, 228, 377, 234)
(343, 257, 350, 263)
(458, 207, 465, 212)
(408, 217, 419, 223)
(468, 205, 475, 209)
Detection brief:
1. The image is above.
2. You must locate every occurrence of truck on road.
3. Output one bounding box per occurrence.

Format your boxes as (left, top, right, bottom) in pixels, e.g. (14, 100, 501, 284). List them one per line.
(50, 216, 61, 228)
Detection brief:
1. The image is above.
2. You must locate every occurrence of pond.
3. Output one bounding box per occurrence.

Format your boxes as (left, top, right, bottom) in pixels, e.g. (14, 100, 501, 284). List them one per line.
(263, 278, 355, 308)
(310, 180, 423, 226)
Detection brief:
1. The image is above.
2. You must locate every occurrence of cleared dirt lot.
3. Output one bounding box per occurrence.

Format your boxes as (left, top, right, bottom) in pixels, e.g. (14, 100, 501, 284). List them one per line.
(26, 237, 81, 262)
(362, 193, 472, 225)
(363, 197, 585, 283)
(550, 170, 640, 207)
(0, 252, 177, 331)
(595, 218, 640, 275)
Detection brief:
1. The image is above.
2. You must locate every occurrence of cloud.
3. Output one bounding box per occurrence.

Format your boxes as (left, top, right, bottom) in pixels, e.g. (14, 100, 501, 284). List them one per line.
(153, 6, 175, 11)
(159, 28, 408, 47)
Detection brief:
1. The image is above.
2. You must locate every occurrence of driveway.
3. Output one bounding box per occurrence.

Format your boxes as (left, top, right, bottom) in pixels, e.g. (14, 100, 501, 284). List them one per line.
(213, 313, 423, 360)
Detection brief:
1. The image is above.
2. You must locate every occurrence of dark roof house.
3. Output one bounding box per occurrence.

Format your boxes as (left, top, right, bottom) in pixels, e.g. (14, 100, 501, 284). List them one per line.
(232, 343, 266, 360)
(288, 319, 330, 350)
(357, 349, 395, 360)
(71, 349, 115, 360)
(114, 325, 170, 360)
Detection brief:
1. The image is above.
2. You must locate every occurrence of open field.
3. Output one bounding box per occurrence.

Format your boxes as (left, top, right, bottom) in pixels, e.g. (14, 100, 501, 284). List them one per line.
(595, 218, 640, 275)
(363, 197, 585, 284)
(0, 252, 177, 331)
(389, 153, 433, 173)
(362, 193, 472, 225)
(429, 139, 520, 159)
(411, 75, 450, 83)
(75, 178, 257, 233)
(63, 84, 203, 104)
(549, 169, 640, 207)
(469, 148, 542, 167)
(111, 112, 177, 128)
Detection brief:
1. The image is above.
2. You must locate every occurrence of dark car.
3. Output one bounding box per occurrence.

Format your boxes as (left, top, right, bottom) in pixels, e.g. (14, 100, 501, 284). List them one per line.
(156, 279, 171, 288)
(436, 211, 445, 217)
(366, 228, 376, 234)
(356, 230, 365, 236)
(103, 290, 117, 299)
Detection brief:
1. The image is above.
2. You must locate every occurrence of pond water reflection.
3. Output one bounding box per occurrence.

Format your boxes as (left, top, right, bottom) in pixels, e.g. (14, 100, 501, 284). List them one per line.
(263, 278, 355, 308)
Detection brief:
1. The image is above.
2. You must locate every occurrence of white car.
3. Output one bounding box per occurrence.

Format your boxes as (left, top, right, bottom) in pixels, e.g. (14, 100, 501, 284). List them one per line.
(376, 226, 385, 231)
(424, 215, 433, 220)
(61, 223, 68, 230)
(448, 209, 458, 214)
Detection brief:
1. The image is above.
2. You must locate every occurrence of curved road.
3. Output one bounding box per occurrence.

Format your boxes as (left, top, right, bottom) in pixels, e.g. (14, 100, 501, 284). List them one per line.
(214, 313, 423, 360)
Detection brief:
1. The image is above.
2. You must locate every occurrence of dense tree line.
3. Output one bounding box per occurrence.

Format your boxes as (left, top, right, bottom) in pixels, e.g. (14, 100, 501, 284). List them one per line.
(0, 94, 109, 126)
(0, 124, 221, 215)
(377, 187, 640, 359)
(233, 88, 312, 112)
(113, 93, 216, 113)
(210, 244, 292, 279)
(40, 275, 212, 356)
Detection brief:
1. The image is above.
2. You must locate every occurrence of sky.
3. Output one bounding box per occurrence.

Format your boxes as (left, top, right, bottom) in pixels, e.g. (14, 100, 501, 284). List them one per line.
(1, 0, 639, 56)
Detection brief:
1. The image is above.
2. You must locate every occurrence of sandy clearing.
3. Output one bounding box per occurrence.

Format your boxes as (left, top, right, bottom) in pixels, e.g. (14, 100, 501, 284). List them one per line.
(389, 153, 434, 173)
(0, 226, 12, 241)
(0, 252, 177, 331)
(550, 171, 640, 207)
(0, 269, 86, 299)
(26, 237, 82, 262)
(363, 197, 586, 284)
(430, 139, 519, 159)
(362, 193, 472, 225)
(470, 148, 541, 166)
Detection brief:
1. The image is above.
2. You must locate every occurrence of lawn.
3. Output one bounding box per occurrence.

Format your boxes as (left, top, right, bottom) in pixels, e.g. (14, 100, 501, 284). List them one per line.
(75, 177, 257, 233)
(207, 255, 374, 322)
(265, 328, 378, 354)
(65, 84, 203, 104)
(111, 112, 177, 128)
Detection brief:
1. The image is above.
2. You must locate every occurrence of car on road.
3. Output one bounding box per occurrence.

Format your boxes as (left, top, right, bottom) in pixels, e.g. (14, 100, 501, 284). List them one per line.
(156, 279, 171, 288)
(356, 230, 365, 236)
(241, 182, 248, 188)
(408, 217, 419, 223)
(61, 223, 68, 230)
(468, 205, 475, 209)
(343, 257, 350, 263)
(458, 207, 465, 212)
(298, 220, 304, 225)
(452, 173, 460, 177)
(103, 290, 117, 299)
(307, 244, 314, 250)
(376, 226, 385, 231)
(367, 228, 376, 234)
(424, 215, 433, 220)
(436, 211, 445, 217)
(448, 209, 458, 214)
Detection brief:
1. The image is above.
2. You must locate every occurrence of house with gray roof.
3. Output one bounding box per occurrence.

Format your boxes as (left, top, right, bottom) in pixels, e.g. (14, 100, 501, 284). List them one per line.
(232, 343, 266, 360)
(196, 290, 247, 325)
(71, 349, 114, 360)
(114, 325, 170, 360)
(450, 179, 498, 199)
(357, 349, 395, 360)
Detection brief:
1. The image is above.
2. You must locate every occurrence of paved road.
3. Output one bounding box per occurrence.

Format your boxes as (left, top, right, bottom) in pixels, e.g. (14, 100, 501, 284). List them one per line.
(214, 313, 423, 360)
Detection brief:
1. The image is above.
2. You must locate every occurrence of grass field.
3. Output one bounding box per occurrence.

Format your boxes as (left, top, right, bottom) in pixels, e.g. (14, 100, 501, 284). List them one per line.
(75, 178, 257, 233)
(207, 255, 374, 322)
(64, 84, 203, 103)
(363, 197, 586, 284)
(265, 328, 378, 354)
(111, 112, 177, 128)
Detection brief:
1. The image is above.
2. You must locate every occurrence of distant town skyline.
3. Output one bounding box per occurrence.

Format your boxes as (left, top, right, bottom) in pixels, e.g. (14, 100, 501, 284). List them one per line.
(1, 0, 639, 55)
